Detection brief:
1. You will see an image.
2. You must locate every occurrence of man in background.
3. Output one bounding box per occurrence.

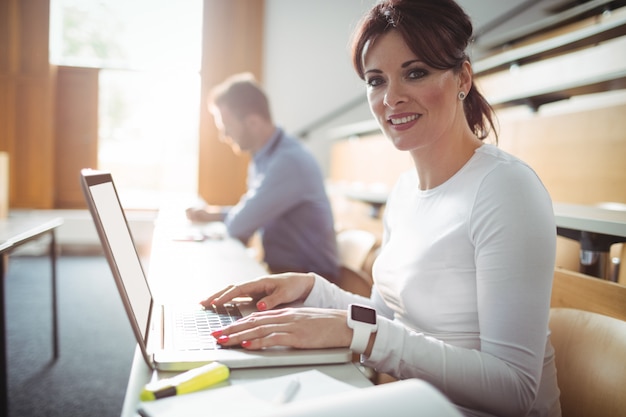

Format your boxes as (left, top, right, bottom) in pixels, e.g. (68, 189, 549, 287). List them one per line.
(187, 73, 339, 280)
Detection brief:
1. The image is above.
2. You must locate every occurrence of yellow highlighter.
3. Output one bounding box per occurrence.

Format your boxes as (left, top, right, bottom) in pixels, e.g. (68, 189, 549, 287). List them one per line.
(140, 362, 230, 401)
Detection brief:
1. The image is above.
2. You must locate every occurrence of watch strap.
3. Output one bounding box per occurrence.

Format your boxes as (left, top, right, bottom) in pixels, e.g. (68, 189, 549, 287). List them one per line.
(350, 325, 372, 354)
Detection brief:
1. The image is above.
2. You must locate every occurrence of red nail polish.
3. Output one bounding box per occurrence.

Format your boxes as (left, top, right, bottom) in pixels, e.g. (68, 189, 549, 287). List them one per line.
(217, 335, 229, 344)
(211, 329, 223, 338)
(241, 340, 251, 348)
(257, 301, 267, 311)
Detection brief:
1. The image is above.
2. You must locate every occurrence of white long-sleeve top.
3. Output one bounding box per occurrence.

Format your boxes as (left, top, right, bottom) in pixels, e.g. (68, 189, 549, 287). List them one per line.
(304, 144, 561, 417)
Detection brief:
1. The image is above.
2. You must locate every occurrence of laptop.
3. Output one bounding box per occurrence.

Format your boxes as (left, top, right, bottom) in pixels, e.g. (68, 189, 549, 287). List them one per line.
(80, 169, 351, 371)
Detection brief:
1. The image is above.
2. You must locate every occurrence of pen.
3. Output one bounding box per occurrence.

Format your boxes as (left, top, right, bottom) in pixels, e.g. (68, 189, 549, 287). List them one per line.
(140, 362, 230, 401)
(273, 379, 300, 404)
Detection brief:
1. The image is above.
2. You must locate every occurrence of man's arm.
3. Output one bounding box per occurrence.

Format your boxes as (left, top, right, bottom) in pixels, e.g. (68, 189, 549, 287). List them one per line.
(186, 205, 232, 222)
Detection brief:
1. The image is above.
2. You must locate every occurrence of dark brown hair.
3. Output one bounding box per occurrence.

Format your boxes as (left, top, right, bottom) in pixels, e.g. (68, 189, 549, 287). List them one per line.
(351, 0, 497, 141)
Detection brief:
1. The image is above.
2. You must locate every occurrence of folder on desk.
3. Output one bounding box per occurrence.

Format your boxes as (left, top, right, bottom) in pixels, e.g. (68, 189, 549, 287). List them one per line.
(80, 169, 351, 371)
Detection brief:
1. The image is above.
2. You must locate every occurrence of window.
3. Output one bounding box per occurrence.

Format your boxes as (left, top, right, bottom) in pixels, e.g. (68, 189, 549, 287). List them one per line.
(50, 0, 203, 207)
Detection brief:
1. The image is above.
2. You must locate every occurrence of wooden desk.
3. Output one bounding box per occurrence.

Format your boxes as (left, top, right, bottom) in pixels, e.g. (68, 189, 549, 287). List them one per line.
(554, 203, 626, 279)
(121, 214, 372, 417)
(0, 213, 63, 417)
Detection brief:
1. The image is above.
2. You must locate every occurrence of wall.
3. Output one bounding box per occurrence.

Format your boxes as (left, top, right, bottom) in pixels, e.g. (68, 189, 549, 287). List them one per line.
(0, 0, 56, 209)
(263, 0, 376, 174)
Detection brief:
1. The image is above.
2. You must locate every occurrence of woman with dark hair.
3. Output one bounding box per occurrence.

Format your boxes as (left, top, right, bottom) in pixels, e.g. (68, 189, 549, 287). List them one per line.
(203, 1, 561, 415)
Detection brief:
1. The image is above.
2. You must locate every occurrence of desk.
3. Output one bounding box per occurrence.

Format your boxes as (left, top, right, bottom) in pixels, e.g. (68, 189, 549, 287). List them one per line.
(554, 203, 626, 279)
(0, 213, 63, 417)
(122, 348, 373, 417)
(344, 188, 388, 219)
(120, 213, 373, 417)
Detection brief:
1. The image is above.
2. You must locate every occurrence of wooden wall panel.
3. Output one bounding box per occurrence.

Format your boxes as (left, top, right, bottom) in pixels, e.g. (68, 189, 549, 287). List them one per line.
(496, 102, 626, 205)
(0, 0, 54, 209)
(329, 134, 413, 189)
(17, 0, 50, 74)
(0, 0, 17, 73)
(13, 75, 55, 207)
(198, 0, 264, 205)
(0, 77, 15, 153)
(54, 66, 99, 208)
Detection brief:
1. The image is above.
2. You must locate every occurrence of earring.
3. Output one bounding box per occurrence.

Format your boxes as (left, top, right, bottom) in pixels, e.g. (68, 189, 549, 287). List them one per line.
(458, 91, 466, 101)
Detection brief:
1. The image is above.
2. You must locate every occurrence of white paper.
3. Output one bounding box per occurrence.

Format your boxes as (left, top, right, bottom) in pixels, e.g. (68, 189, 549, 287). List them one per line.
(139, 371, 463, 417)
(138, 369, 357, 417)
(264, 378, 464, 417)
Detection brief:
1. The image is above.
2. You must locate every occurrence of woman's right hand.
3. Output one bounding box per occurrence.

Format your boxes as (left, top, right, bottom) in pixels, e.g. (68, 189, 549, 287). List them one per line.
(200, 272, 317, 311)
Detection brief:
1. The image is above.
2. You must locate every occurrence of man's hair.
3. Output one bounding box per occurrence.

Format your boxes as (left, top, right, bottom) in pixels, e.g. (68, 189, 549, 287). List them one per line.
(209, 73, 272, 121)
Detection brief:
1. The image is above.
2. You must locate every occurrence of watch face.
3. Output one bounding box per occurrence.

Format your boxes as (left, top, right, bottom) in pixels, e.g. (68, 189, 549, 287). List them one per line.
(351, 304, 376, 325)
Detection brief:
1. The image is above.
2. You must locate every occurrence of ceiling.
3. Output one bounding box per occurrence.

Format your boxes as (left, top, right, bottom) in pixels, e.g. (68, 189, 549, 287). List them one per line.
(457, 0, 626, 60)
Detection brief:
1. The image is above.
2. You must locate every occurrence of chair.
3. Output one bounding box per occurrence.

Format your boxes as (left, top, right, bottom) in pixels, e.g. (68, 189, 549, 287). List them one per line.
(335, 229, 378, 297)
(336, 229, 377, 273)
(551, 267, 626, 321)
(596, 202, 626, 283)
(335, 265, 374, 297)
(549, 268, 626, 417)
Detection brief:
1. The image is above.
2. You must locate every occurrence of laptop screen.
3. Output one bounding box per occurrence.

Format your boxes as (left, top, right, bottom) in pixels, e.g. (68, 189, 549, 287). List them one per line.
(82, 171, 152, 343)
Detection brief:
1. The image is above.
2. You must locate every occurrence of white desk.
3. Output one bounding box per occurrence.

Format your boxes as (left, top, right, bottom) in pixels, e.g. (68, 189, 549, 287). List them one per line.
(1, 212, 63, 417)
(554, 203, 626, 238)
(120, 213, 373, 417)
(344, 188, 389, 218)
(554, 202, 626, 279)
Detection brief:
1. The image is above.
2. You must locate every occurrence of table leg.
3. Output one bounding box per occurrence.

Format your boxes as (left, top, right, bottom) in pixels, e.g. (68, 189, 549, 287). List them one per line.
(557, 227, 626, 281)
(50, 230, 59, 359)
(1, 252, 8, 417)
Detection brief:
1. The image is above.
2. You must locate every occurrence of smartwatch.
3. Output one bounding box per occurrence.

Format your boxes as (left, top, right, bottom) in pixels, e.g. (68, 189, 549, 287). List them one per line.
(347, 304, 377, 354)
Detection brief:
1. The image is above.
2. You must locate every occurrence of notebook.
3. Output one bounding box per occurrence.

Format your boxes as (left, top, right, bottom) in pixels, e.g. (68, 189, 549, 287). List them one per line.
(80, 169, 351, 371)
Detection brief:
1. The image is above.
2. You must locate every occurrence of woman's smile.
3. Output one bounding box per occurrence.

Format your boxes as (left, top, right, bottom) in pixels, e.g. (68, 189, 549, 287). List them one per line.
(388, 113, 420, 130)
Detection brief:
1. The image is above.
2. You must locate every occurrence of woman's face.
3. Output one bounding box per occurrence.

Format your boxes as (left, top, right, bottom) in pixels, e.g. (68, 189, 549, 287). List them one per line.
(362, 30, 468, 153)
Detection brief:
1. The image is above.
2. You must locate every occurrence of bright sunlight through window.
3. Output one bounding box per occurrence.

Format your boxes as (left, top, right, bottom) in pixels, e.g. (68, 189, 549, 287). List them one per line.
(50, 0, 202, 208)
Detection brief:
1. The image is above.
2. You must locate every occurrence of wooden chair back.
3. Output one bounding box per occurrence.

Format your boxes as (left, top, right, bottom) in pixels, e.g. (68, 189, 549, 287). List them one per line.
(550, 267, 626, 321)
(334, 265, 374, 298)
(336, 229, 377, 273)
(334, 229, 378, 298)
(549, 268, 626, 417)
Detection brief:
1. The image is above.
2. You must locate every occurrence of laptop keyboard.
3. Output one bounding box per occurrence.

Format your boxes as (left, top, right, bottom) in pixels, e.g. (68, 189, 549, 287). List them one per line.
(173, 304, 243, 351)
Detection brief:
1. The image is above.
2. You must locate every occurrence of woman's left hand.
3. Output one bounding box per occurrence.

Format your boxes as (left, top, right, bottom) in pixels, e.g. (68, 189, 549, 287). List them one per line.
(211, 307, 352, 350)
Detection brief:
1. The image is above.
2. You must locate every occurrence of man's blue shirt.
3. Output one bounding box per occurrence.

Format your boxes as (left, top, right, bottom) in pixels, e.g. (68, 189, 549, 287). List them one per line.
(224, 128, 339, 280)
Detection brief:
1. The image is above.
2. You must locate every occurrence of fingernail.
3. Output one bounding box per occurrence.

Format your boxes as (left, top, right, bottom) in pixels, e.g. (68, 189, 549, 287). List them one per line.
(216, 335, 229, 344)
(257, 301, 267, 311)
(241, 340, 251, 348)
(211, 329, 223, 338)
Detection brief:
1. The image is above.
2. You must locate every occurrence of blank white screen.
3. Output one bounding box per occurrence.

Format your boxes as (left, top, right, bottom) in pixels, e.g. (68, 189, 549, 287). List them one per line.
(90, 181, 152, 340)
